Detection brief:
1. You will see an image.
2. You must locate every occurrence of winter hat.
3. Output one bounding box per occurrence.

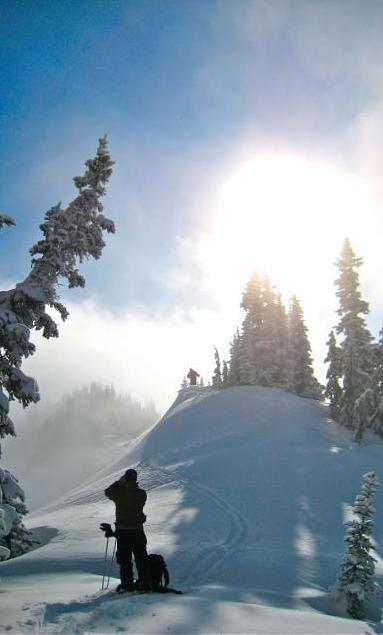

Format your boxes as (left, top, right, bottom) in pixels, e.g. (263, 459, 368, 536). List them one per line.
(124, 468, 138, 482)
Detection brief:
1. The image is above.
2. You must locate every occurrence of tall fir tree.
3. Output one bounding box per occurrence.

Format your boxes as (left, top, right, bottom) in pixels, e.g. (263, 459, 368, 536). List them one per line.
(228, 329, 242, 385)
(212, 346, 222, 389)
(0, 137, 114, 557)
(370, 328, 383, 435)
(222, 360, 229, 387)
(334, 239, 374, 430)
(272, 292, 289, 386)
(373, 328, 383, 396)
(229, 327, 251, 385)
(324, 330, 343, 419)
(240, 271, 263, 384)
(287, 296, 321, 398)
(252, 276, 281, 386)
(239, 273, 289, 387)
(333, 471, 379, 619)
(228, 272, 321, 398)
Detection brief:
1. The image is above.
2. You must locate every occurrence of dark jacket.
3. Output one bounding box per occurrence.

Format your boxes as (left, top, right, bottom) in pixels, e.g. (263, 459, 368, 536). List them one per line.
(187, 368, 200, 385)
(104, 480, 147, 528)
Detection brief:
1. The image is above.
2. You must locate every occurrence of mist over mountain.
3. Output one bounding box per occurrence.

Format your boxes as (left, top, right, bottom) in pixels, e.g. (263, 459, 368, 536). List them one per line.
(3, 383, 158, 509)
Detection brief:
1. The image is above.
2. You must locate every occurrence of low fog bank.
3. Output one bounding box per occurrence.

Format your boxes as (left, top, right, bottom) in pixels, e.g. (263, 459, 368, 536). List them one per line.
(3, 383, 158, 510)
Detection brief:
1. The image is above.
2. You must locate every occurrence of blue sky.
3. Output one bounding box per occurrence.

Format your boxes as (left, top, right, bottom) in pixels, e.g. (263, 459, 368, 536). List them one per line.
(1, 1, 383, 410)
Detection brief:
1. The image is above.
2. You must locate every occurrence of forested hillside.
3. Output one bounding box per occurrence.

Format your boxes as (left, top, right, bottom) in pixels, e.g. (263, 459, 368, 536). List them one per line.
(3, 383, 158, 508)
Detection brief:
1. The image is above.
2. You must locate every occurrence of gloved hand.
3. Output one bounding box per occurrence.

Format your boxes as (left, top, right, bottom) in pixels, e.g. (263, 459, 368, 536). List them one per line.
(100, 522, 115, 538)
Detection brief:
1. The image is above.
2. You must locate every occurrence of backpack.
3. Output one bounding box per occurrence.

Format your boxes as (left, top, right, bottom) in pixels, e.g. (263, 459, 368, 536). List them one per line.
(142, 553, 182, 594)
(148, 554, 170, 590)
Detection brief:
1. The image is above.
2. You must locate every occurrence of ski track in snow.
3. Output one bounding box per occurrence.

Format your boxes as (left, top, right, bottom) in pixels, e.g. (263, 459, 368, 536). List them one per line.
(52, 451, 248, 587)
(141, 461, 249, 585)
(182, 478, 249, 584)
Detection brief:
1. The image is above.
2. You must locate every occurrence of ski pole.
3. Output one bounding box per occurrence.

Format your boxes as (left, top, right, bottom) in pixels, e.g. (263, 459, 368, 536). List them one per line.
(105, 537, 117, 590)
(101, 536, 109, 590)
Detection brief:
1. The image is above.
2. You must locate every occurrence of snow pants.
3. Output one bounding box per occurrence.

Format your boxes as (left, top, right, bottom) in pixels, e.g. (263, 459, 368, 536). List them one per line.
(115, 527, 151, 590)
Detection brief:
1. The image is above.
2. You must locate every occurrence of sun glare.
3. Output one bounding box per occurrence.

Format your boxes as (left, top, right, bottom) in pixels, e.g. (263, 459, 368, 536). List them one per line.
(200, 153, 374, 307)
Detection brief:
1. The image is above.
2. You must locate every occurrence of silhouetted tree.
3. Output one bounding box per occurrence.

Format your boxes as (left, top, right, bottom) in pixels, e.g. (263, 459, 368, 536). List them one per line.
(334, 239, 374, 432)
(287, 296, 321, 398)
(222, 360, 229, 387)
(228, 329, 243, 385)
(324, 330, 343, 419)
(212, 346, 222, 389)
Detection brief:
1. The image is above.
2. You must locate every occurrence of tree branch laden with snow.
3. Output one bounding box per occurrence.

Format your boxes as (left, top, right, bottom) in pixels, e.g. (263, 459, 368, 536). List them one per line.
(0, 136, 115, 557)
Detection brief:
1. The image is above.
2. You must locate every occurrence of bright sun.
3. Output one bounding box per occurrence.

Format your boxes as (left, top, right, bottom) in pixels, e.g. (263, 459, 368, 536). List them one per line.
(200, 152, 374, 307)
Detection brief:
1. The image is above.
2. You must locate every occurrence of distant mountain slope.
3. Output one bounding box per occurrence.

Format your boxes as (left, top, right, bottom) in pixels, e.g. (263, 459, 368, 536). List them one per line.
(2, 383, 158, 509)
(1, 385, 383, 631)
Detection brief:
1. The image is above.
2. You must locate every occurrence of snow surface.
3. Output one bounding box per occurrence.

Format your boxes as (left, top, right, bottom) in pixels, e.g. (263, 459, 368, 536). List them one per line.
(1, 385, 383, 633)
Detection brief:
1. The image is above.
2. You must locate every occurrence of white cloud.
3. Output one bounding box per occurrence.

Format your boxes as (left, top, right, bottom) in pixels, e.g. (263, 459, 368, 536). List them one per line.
(215, 0, 383, 85)
(21, 299, 232, 414)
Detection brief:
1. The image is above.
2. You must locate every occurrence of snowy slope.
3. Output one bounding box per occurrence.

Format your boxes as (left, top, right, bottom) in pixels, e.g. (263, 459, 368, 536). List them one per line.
(1, 385, 383, 634)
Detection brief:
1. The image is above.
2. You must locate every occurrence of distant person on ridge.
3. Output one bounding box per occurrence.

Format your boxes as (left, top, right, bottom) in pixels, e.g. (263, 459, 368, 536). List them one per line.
(187, 368, 200, 386)
(104, 468, 151, 592)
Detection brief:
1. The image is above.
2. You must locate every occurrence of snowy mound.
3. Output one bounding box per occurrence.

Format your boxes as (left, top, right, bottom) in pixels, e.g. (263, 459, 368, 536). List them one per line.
(1, 386, 383, 633)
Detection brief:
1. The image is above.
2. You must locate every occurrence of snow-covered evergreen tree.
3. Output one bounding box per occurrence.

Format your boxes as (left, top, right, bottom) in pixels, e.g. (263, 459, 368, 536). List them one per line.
(228, 328, 244, 385)
(0, 136, 115, 557)
(0, 468, 35, 556)
(333, 471, 379, 619)
(369, 328, 383, 435)
(334, 239, 374, 429)
(273, 293, 289, 386)
(373, 328, 383, 396)
(324, 330, 343, 419)
(229, 274, 319, 395)
(353, 389, 375, 444)
(212, 346, 222, 389)
(239, 273, 289, 387)
(251, 275, 282, 386)
(240, 272, 263, 384)
(0, 492, 17, 561)
(222, 360, 229, 387)
(287, 296, 321, 398)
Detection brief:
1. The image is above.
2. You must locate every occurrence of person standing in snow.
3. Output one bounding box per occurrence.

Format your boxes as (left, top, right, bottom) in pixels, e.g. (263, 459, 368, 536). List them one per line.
(104, 468, 151, 592)
(187, 368, 200, 386)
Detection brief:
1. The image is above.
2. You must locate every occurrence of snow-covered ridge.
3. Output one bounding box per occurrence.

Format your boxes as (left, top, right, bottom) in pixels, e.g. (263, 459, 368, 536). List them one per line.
(1, 386, 383, 633)
(170, 385, 215, 409)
